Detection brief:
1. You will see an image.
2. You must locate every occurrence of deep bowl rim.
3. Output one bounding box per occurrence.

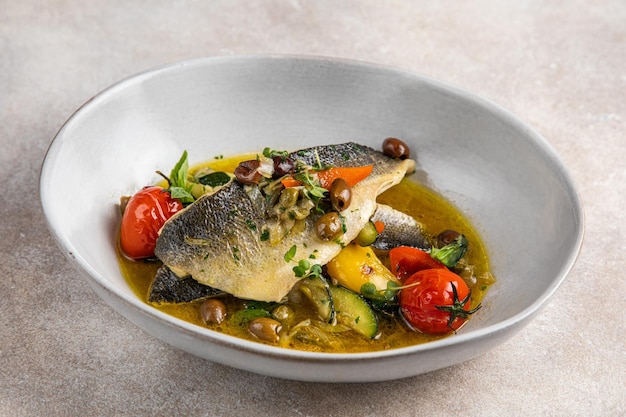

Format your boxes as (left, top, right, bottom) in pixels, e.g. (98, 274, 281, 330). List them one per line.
(39, 54, 585, 365)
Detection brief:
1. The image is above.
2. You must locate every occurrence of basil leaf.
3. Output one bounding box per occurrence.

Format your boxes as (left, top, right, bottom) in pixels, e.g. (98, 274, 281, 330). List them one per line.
(170, 150, 189, 189)
(169, 186, 195, 204)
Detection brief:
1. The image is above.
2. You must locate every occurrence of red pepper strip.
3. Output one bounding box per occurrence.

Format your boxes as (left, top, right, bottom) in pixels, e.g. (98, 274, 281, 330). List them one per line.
(389, 246, 447, 281)
(281, 165, 374, 189)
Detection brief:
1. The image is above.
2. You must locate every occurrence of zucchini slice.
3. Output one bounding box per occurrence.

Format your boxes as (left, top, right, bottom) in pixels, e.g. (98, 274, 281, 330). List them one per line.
(300, 277, 378, 339)
(299, 277, 335, 324)
(329, 285, 378, 339)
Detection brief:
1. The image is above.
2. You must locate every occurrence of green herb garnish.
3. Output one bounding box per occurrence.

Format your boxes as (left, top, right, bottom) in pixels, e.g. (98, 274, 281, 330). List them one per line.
(430, 234, 469, 268)
(245, 220, 257, 231)
(167, 150, 196, 204)
(284, 245, 297, 262)
(263, 147, 289, 158)
(293, 261, 322, 279)
(197, 171, 231, 187)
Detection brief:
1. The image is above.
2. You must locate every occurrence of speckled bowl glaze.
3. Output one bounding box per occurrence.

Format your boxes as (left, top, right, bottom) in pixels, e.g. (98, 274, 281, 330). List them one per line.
(40, 56, 583, 382)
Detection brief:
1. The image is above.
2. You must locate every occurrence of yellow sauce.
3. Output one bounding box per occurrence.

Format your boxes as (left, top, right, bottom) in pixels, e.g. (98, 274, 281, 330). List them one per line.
(118, 155, 494, 353)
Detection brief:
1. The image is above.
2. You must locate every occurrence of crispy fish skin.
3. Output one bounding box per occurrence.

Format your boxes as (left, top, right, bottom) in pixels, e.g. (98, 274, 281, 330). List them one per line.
(148, 265, 223, 304)
(154, 143, 415, 302)
(371, 204, 431, 250)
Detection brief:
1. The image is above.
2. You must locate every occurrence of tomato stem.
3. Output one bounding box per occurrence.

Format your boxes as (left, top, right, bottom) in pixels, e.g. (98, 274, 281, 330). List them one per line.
(156, 170, 172, 187)
(435, 281, 482, 333)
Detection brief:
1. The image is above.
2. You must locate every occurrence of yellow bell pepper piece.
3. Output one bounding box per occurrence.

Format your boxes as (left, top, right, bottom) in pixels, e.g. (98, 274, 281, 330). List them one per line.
(326, 243, 399, 294)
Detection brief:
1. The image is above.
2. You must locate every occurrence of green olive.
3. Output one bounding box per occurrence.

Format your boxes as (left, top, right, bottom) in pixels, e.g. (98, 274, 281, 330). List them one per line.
(382, 137, 410, 159)
(248, 317, 282, 343)
(330, 178, 352, 212)
(200, 298, 227, 324)
(315, 212, 343, 241)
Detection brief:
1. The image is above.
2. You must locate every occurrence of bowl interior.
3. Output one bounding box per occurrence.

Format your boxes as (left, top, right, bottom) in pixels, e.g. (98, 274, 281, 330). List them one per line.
(41, 56, 583, 370)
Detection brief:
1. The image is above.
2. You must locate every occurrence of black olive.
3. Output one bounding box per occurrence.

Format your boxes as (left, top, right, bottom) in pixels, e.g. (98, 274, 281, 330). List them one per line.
(248, 317, 282, 343)
(272, 156, 295, 178)
(315, 212, 343, 241)
(436, 229, 461, 247)
(200, 298, 227, 324)
(329, 178, 352, 212)
(382, 137, 410, 159)
(234, 160, 262, 184)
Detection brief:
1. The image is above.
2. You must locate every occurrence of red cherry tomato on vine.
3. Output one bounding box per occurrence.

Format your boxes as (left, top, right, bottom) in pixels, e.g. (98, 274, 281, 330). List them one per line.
(120, 186, 183, 259)
(399, 268, 480, 335)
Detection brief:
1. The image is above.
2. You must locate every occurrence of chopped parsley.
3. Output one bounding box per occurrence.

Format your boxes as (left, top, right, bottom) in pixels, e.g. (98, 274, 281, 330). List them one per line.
(333, 238, 346, 248)
(245, 219, 257, 231)
(284, 245, 297, 262)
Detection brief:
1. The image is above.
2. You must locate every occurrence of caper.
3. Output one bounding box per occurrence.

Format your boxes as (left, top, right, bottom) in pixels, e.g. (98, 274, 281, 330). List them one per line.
(272, 156, 295, 177)
(329, 178, 352, 212)
(234, 160, 262, 184)
(200, 298, 227, 324)
(272, 305, 295, 326)
(382, 137, 410, 160)
(290, 197, 315, 220)
(248, 317, 282, 343)
(315, 212, 343, 241)
(279, 187, 300, 208)
(436, 229, 461, 247)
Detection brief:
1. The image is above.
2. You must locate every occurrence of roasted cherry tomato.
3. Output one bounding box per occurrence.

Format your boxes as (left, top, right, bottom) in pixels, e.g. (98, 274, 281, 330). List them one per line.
(399, 268, 480, 335)
(120, 186, 183, 259)
(389, 246, 446, 281)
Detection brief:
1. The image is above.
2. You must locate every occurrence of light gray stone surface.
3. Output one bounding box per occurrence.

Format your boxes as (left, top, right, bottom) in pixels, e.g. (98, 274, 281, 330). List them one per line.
(1, 1, 624, 415)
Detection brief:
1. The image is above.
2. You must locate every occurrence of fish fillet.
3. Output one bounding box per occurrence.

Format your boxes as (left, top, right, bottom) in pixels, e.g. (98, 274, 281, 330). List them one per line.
(154, 143, 415, 302)
(371, 204, 431, 250)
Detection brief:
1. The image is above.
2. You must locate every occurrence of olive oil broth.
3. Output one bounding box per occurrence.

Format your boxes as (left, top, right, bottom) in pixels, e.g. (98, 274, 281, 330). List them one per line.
(118, 154, 493, 353)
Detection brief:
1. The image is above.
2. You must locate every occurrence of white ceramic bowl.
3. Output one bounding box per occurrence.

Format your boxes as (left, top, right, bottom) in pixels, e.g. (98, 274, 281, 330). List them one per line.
(40, 56, 583, 382)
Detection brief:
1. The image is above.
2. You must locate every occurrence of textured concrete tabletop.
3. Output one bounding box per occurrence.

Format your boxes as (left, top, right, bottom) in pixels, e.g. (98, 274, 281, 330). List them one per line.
(2, 1, 624, 416)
